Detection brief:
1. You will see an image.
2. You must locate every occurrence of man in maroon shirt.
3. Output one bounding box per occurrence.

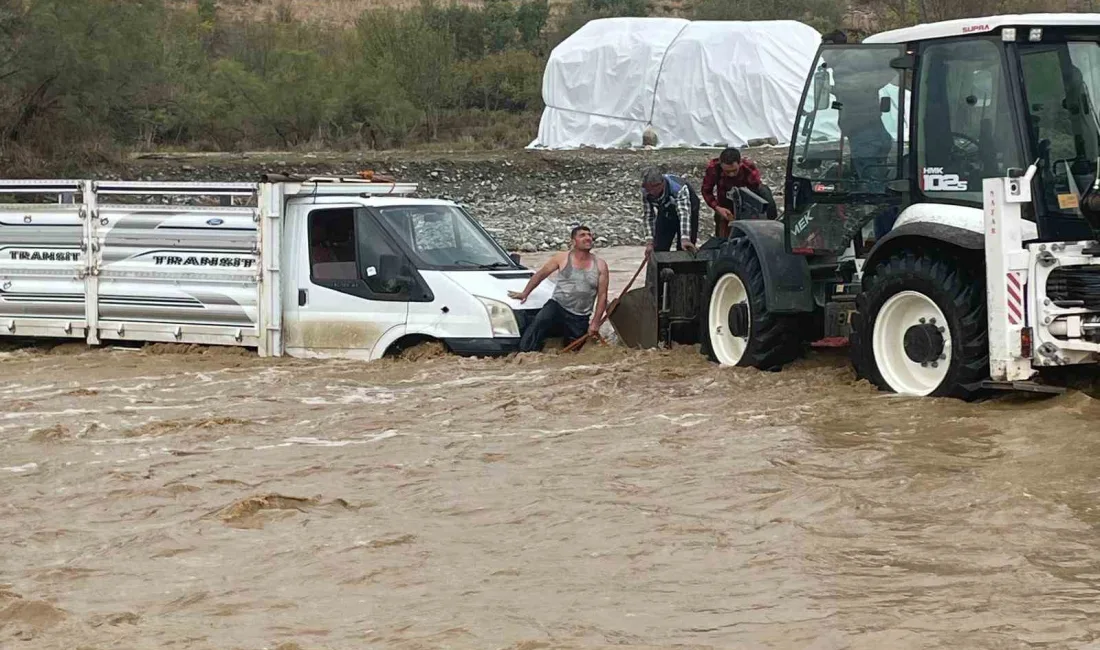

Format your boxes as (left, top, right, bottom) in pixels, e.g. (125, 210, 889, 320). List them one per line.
(700, 148, 776, 238)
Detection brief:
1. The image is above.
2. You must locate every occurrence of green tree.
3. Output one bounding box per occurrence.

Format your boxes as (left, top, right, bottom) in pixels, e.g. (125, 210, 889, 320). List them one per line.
(356, 9, 462, 140)
(516, 0, 550, 51)
(0, 0, 170, 148)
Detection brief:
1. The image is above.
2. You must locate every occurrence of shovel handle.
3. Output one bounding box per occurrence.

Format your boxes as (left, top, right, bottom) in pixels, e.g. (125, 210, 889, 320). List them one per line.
(620, 256, 647, 297)
(562, 332, 592, 353)
(562, 256, 647, 353)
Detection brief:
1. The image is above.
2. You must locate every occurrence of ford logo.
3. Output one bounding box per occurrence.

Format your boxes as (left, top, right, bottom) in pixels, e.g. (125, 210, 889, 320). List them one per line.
(207, 218, 224, 226)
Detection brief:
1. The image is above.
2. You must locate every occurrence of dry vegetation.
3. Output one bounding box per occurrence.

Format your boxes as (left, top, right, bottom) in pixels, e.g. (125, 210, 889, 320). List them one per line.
(183, 0, 1096, 30)
(0, 0, 1096, 175)
(202, 0, 487, 24)
(180, 0, 678, 24)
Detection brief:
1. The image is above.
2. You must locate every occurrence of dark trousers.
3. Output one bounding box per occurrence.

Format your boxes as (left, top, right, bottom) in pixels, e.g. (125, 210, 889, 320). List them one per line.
(653, 208, 701, 252)
(519, 299, 590, 352)
(653, 216, 681, 252)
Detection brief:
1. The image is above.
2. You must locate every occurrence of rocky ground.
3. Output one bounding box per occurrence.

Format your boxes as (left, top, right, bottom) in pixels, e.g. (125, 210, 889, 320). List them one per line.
(88, 146, 790, 251)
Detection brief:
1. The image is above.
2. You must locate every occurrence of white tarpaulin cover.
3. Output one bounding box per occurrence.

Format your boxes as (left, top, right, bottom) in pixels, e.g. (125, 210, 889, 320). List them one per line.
(529, 17, 823, 150)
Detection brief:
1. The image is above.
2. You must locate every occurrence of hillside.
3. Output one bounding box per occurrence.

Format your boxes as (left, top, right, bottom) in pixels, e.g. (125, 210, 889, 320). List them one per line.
(195, 0, 827, 28)
(2, 0, 1096, 173)
(206, 0, 489, 24)
(184, 0, 648, 24)
(180, 0, 1096, 32)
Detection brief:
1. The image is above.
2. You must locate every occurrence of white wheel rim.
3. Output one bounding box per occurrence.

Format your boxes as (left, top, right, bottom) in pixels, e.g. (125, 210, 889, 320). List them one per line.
(872, 290, 952, 396)
(709, 273, 750, 365)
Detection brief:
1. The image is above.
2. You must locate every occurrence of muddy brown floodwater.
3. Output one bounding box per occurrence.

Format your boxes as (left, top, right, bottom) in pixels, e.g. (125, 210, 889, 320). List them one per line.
(4, 247, 1100, 650)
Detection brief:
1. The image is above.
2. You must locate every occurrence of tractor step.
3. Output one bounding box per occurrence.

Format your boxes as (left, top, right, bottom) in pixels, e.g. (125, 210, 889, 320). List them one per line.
(976, 380, 1067, 395)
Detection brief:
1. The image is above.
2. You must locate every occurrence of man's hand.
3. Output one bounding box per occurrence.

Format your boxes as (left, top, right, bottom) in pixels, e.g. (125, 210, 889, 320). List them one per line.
(644, 239, 654, 260)
(507, 290, 528, 303)
(717, 207, 734, 222)
(587, 320, 601, 337)
(681, 237, 698, 253)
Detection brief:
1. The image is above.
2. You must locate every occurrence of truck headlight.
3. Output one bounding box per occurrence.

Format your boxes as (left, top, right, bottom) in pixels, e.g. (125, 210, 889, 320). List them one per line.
(476, 296, 519, 337)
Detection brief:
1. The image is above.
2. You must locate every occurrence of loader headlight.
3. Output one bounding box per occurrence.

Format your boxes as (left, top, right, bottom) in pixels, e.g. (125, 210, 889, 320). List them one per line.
(476, 296, 519, 337)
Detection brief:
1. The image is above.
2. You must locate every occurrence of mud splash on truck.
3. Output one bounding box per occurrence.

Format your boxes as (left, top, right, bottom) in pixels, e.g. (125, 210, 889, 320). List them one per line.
(2, 334, 1100, 649)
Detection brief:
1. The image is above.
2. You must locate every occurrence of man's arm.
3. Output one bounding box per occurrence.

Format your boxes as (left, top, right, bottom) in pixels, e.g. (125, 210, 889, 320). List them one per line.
(510, 253, 562, 303)
(642, 192, 656, 240)
(676, 186, 694, 246)
(705, 163, 734, 222)
(701, 163, 719, 210)
(642, 193, 657, 253)
(589, 258, 610, 334)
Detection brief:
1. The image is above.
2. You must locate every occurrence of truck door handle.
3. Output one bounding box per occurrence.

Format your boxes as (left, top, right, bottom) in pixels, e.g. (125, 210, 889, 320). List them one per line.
(298, 289, 307, 306)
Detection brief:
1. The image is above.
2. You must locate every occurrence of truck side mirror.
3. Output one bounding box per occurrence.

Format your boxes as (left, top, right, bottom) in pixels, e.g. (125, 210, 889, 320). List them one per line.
(509, 252, 521, 265)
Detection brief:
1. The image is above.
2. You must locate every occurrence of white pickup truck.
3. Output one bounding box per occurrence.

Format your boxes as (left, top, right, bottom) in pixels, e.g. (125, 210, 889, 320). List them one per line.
(0, 175, 554, 358)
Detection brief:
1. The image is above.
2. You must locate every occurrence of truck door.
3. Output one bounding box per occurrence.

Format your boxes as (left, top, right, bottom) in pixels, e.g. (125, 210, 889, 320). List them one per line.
(785, 43, 909, 256)
(283, 205, 412, 359)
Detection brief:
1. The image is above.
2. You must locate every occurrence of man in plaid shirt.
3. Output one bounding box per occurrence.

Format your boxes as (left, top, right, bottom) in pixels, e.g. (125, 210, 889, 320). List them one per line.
(641, 167, 700, 255)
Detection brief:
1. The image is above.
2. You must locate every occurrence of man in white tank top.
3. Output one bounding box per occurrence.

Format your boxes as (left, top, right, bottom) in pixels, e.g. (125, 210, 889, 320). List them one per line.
(508, 225, 609, 352)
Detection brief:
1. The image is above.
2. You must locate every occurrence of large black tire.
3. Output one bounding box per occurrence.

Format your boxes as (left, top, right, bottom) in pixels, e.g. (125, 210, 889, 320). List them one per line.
(850, 248, 988, 400)
(699, 237, 803, 370)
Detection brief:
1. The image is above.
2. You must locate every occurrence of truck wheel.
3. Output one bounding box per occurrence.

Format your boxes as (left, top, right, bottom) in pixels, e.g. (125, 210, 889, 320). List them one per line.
(700, 237, 801, 370)
(851, 249, 987, 399)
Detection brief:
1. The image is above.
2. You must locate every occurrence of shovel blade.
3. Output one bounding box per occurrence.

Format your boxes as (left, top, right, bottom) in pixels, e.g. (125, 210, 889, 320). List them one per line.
(607, 287, 659, 349)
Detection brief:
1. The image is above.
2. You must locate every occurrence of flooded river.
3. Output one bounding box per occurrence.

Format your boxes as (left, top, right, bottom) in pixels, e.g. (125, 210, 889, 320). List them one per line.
(3, 247, 1100, 650)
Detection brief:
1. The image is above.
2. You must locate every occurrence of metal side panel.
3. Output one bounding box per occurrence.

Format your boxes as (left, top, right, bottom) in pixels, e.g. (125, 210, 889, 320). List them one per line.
(0, 204, 89, 338)
(95, 320, 260, 348)
(258, 184, 284, 357)
(92, 203, 261, 346)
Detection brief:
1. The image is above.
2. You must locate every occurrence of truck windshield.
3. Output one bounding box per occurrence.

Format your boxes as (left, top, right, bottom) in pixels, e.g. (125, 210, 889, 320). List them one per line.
(374, 205, 516, 270)
(1020, 41, 1100, 217)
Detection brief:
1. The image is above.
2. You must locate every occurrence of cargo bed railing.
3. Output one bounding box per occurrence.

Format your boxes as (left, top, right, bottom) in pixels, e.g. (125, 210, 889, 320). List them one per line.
(95, 181, 259, 197)
(0, 176, 419, 204)
(0, 176, 419, 355)
(0, 179, 84, 193)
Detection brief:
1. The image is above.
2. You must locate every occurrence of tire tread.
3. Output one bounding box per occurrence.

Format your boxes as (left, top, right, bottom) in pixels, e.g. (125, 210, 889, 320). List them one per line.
(851, 248, 987, 399)
(702, 237, 802, 370)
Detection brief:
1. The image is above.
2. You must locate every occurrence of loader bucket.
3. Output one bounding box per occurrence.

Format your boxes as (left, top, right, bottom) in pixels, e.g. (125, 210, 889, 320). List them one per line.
(608, 248, 716, 349)
(608, 286, 659, 348)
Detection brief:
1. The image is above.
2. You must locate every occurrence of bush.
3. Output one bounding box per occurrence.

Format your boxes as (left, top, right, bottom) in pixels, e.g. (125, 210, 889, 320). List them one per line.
(458, 51, 545, 112)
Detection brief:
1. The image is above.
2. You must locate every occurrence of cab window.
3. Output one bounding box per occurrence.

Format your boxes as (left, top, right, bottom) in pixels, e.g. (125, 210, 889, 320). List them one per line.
(916, 39, 1022, 203)
(307, 207, 407, 297)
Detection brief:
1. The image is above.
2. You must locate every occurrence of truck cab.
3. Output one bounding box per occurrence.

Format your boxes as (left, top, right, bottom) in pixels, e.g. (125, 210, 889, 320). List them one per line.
(281, 193, 553, 359)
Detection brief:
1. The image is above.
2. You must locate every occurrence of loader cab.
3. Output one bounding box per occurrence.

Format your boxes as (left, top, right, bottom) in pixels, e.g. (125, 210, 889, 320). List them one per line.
(785, 42, 908, 257)
(784, 16, 1100, 258)
(1016, 30, 1100, 241)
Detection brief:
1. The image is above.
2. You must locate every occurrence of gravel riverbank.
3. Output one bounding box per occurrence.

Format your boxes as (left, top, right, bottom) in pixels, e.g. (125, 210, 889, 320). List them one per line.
(95, 146, 790, 251)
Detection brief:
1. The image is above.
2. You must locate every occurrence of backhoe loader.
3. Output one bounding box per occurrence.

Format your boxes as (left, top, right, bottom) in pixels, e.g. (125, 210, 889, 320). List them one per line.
(609, 14, 1100, 399)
